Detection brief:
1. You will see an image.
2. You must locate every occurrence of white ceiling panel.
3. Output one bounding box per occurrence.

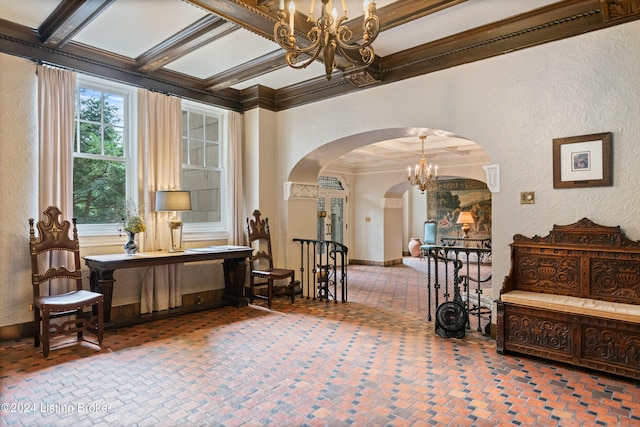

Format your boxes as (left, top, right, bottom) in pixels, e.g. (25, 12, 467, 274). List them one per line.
(374, 0, 560, 56)
(74, 0, 207, 58)
(0, 0, 61, 28)
(231, 59, 329, 90)
(165, 29, 278, 79)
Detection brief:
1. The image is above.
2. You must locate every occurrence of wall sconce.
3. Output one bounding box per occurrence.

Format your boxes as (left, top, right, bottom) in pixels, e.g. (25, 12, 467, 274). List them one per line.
(155, 190, 192, 252)
(456, 211, 475, 239)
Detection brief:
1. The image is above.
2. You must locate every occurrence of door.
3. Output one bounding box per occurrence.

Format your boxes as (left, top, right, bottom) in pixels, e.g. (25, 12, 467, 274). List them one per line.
(317, 191, 347, 247)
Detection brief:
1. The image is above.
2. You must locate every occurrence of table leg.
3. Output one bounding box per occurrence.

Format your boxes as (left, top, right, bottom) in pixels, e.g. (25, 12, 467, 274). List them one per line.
(89, 268, 115, 322)
(223, 257, 249, 307)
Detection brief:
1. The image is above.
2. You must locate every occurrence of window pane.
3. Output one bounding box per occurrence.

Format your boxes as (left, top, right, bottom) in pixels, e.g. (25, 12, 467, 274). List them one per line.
(73, 157, 126, 224)
(78, 122, 102, 154)
(104, 93, 124, 126)
(104, 125, 124, 156)
(190, 140, 204, 166)
(190, 112, 204, 140)
(182, 169, 221, 223)
(205, 116, 218, 142)
(205, 142, 219, 167)
(78, 87, 101, 121)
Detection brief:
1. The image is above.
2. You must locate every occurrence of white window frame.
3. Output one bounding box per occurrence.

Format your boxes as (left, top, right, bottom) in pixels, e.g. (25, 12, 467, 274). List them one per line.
(74, 75, 138, 246)
(181, 99, 228, 242)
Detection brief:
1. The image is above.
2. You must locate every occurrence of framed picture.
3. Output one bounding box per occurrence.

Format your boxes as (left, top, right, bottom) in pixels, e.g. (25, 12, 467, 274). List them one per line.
(552, 132, 612, 189)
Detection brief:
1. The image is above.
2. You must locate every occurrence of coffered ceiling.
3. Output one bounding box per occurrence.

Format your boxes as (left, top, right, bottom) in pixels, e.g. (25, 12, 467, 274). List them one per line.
(0, 0, 637, 173)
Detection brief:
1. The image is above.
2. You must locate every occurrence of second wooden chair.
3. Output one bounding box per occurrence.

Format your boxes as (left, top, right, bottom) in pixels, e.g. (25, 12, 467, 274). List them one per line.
(246, 209, 297, 309)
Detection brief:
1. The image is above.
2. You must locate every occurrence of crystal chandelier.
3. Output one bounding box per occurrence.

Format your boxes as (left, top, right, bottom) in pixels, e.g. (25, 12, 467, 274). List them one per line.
(274, 0, 379, 80)
(408, 135, 438, 194)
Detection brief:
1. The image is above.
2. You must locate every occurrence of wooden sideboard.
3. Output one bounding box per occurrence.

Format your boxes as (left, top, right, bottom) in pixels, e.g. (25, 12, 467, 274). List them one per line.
(83, 246, 253, 323)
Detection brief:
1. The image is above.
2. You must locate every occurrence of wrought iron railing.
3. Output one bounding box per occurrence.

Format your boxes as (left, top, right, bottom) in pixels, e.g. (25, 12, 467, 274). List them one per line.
(293, 238, 348, 303)
(424, 245, 492, 334)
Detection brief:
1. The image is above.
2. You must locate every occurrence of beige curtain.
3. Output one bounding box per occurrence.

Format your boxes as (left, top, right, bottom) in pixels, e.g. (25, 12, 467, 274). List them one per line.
(138, 89, 183, 313)
(228, 111, 245, 245)
(37, 65, 76, 293)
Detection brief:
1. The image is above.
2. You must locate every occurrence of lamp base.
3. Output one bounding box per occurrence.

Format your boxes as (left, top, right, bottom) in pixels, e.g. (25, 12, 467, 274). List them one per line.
(168, 218, 184, 253)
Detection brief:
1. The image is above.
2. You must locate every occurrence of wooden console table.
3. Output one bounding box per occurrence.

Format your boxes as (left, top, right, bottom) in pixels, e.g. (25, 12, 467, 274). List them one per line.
(83, 246, 253, 322)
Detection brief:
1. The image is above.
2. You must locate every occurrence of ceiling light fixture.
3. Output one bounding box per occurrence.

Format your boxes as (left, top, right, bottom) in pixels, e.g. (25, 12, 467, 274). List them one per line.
(274, 0, 379, 80)
(408, 135, 438, 194)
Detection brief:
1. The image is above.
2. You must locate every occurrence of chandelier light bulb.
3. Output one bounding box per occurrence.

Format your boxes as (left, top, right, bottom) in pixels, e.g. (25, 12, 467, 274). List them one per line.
(274, 0, 379, 80)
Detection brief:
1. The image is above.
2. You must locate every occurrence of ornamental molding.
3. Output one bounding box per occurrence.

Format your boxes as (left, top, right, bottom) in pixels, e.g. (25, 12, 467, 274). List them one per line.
(284, 182, 319, 200)
(382, 198, 403, 209)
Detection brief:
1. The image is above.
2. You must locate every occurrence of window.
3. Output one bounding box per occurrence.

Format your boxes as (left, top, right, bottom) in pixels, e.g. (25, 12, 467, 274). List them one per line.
(72, 77, 135, 233)
(181, 100, 227, 235)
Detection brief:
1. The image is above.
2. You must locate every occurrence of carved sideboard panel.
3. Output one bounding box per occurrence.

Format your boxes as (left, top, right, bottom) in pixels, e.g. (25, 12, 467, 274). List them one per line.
(590, 259, 640, 303)
(514, 254, 580, 294)
(506, 313, 570, 354)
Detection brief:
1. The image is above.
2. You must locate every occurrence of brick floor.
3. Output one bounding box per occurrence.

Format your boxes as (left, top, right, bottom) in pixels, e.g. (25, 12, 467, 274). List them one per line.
(1, 261, 640, 426)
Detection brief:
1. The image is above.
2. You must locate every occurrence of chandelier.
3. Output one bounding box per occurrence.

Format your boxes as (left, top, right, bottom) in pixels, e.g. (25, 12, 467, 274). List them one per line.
(274, 0, 380, 80)
(408, 135, 438, 194)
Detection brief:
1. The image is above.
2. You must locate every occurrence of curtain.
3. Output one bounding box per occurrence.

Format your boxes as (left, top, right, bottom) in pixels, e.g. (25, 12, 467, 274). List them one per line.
(228, 111, 245, 245)
(138, 89, 183, 313)
(37, 65, 76, 294)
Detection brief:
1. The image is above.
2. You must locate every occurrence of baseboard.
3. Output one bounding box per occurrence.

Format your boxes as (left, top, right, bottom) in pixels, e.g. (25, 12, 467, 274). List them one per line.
(349, 258, 403, 267)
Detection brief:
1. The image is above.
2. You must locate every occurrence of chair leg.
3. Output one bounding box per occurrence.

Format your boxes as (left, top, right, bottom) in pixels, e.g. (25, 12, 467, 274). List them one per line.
(97, 301, 104, 345)
(249, 276, 255, 305)
(33, 307, 40, 348)
(77, 309, 84, 341)
(289, 276, 295, 304)
(267, 279, 273, 309)
(42, 311, 50, 358)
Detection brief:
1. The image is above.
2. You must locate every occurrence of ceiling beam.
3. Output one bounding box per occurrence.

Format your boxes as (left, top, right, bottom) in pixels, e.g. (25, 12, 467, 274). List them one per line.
(136, 16, 238, 72)
(39, 0, 114, 48)
(204, 49, 286, 91)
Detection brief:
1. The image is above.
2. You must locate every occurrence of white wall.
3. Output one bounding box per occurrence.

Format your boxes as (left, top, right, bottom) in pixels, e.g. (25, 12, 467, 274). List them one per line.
(0, 54, 38, 327)
(273, 21, 640, 304)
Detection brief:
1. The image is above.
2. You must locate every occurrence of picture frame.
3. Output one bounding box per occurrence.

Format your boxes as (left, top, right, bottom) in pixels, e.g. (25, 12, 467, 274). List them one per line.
(552, 132, 613, 189)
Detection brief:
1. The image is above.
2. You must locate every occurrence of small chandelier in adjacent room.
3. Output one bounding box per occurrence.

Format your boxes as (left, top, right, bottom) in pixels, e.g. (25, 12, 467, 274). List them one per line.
(408, 135, 438, 194)
(274, 0, 380, 80)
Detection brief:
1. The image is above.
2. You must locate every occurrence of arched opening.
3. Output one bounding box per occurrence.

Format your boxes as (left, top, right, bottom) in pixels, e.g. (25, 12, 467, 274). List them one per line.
(286, 126, 493, 264)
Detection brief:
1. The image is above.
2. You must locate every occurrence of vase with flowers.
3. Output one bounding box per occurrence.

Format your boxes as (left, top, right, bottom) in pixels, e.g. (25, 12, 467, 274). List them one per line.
(119, 200, 146, 255)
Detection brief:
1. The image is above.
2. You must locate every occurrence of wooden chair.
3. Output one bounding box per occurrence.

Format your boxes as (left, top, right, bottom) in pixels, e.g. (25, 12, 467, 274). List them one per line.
(246, 209, 296, 309)
(29, 206, 104, 357)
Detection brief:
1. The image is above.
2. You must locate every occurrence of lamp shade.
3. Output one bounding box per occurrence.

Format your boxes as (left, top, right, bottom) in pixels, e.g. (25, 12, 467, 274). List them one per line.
(155, 191, 192, 212)
(456, 211, 475, 224)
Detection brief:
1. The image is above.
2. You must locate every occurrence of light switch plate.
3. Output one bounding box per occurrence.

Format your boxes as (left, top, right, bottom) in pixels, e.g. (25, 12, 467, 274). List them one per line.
(520, 192, 535, 204)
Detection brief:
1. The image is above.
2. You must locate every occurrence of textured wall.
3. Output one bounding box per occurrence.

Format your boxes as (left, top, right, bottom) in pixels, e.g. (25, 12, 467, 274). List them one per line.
(0, 54, 37, 326)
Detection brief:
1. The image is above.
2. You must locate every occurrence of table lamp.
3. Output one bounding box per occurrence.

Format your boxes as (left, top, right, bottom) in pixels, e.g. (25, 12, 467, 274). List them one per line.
(456, 211, 475, 238)
(155, 190, 192, 252)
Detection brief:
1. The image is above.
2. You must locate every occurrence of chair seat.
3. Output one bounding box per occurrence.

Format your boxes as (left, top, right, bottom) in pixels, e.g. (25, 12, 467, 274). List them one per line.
(35, 290, 104, 311)
(420, 243, 438, 250)
(251, 268, 295, 280)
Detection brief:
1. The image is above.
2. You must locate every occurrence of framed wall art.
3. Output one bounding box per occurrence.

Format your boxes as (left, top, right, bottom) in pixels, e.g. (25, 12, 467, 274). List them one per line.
(552, 132, 612, 189)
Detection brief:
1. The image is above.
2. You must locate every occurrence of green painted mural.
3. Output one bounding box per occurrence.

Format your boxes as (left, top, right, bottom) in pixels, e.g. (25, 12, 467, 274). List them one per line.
(428, 178, 491, 239)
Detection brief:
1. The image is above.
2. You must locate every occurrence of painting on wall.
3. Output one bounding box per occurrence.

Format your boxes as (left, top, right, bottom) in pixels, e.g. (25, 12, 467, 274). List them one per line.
(430, 179, 491, 239)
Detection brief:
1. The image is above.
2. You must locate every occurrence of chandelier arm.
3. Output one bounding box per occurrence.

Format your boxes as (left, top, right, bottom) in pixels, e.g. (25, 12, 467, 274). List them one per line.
(335, 15, 379, 50)
(274, 23, 324, 55)
(334, 43, 375, 67)
(285, 48, 322, 69)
